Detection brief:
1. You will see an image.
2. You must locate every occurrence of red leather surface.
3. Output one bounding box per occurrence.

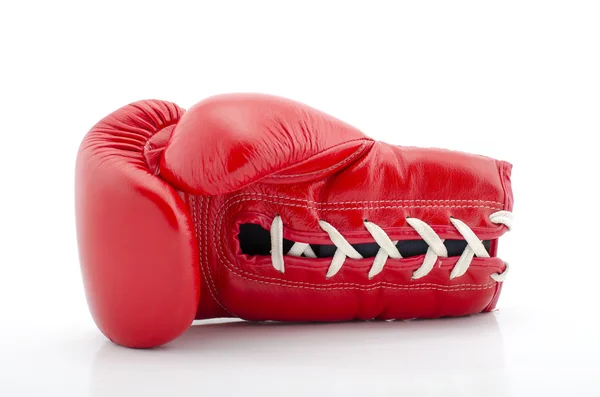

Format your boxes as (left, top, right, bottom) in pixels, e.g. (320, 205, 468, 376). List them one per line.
(76, 93, 513, 347)
(161, 93, 371, 196)
(75, 100, 200, 348)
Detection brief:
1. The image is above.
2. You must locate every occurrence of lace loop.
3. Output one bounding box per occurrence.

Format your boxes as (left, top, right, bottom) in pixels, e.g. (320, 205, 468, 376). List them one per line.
(271, 211, 513, 281)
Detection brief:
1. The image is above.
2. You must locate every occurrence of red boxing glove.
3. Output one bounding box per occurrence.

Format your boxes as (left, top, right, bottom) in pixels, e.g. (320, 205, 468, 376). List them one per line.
(76, 94, 513, 348)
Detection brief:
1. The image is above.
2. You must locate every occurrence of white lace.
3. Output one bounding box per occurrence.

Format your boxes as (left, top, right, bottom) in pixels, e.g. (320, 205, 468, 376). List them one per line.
(271, 210, 512, 281)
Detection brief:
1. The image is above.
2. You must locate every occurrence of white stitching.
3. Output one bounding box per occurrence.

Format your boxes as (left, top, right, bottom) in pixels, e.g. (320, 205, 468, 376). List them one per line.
(218, 197, 503, 213)
(215, 192, 504, 207)
(222, 277, 496, 292)
(195, 196, 235, 316)
(269, 141, 368, 178)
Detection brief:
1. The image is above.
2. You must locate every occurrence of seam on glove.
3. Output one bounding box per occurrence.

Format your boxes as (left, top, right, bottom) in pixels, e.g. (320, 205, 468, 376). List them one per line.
(192, 196, 235, 316)
(216, 192, 504, 207)
(223, 276, 496, 292)
(270, 140, 369, 178)
(498, 160, 513, 211)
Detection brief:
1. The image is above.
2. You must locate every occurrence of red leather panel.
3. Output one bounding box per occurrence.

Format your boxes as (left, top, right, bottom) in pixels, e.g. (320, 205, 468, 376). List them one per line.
(76, 100, 200, 348)
(190, 182, 508, 321)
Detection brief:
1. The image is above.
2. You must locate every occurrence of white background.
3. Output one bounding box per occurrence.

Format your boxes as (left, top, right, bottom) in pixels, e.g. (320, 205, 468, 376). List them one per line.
(1, 1, 599, 396)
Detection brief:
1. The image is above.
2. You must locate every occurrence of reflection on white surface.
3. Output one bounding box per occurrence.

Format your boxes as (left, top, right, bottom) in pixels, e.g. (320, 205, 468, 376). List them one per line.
(91, 314, 505, 397)
(3, 307, 600, 396)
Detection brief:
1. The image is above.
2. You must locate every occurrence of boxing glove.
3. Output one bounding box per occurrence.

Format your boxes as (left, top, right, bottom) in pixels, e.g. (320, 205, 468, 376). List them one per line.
(76, 94, 513, 348)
